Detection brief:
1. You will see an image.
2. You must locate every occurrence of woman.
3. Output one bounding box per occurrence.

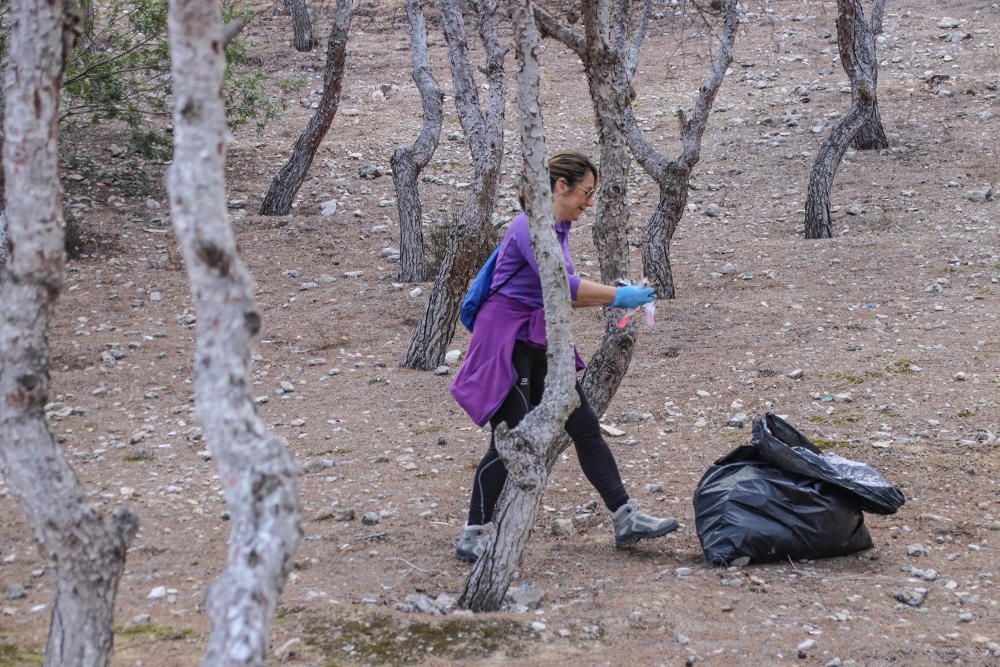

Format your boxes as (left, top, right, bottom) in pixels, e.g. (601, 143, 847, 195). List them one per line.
(450, 151, 678, 562)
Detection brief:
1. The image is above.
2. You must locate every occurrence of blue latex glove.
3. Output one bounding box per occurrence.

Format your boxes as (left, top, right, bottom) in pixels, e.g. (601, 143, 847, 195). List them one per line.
(612, 285, 655, 309)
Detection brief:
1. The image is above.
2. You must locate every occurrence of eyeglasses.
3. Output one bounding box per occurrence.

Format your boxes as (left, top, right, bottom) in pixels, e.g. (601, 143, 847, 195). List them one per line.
(578, 185, 596, 199)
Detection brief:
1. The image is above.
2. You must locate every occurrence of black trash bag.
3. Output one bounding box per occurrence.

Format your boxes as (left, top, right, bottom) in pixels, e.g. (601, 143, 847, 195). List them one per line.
(694, 413, 905, 566)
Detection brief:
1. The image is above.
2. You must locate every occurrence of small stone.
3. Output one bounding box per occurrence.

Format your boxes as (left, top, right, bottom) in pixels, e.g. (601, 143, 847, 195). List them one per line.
(399, 593, 442, 615)
(675, 567, 692, 577)
(361, 512, 380, 526)
(3, 586, 26, 601)
(336, 509, 356, 522)
(444, 350, 463, 365)
(530, 621, 547, 632)
(719, 262, 737, 275)
(433, 365, 450, 376)
(358, 164, 383, 180)
(953, 372, 966, 381)
(787, 368, 804, 379)
(409, 287, 423, 298)
(907, 543, 930, 557)
(958, 612, 973, 623)
(797, 638, 817, 657)
(341, 108, 360, 117)
(937, 17, 961, 28)
(966, 185, 993, 202)
(825, 659, 843, 667)
(551, 518, 574, 536)
(506, 586, 544, 610)
(705, 203, 722, 217)
(320, 200, 338, 216)
(278, 381, 295, 393)
(109, 144, 126, 157)
(303, 458, 334, 474)
(145, 198, 160, 209)
(677, 633, 690, 645)
(726, 413, 748, 428)
(307, 358, 327, 366)
(131, 613, 151, 624)
(274, 638, 304, 662)
(600, 423, 626, 437)
(893, 588, 928, 607)
(147, 586, 167, 600)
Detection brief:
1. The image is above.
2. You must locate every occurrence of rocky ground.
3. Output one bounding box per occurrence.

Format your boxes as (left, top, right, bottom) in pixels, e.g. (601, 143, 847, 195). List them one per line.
(1, 1, 998, 665)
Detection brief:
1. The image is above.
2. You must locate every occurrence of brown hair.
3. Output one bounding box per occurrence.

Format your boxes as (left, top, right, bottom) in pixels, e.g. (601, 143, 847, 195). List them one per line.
(518, 150, 598, 210)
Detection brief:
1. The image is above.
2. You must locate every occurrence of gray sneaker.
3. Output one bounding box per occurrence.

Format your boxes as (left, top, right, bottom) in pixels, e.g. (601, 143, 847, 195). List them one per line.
(612, 499, 679, 547)
(455, 524, 491, 562)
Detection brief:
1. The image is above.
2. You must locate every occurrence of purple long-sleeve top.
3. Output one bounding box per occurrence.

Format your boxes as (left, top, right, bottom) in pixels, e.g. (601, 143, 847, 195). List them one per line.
(451, 212, 586, 427)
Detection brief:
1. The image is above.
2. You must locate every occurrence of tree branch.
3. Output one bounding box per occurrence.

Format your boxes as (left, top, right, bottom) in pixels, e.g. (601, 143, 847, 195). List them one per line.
(531, 3, 585, 58)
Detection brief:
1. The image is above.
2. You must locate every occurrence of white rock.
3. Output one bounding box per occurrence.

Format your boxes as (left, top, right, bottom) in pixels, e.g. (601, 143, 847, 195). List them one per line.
(797, 639, 817, 656)
(937, 17, 961, 28)
(444, 350, 463, 365)
(147, 586, 167, 600)
(551, 518, 573, 536)
(409, 287, 423, 298)
(320, 200, 338, 216)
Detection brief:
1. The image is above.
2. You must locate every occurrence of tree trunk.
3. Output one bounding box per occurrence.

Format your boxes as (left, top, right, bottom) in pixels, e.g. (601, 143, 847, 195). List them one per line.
(839, 0, 887, 150)
(582, 0, 631, 283)
(391, 0, 442, 283)
(166, 0, 303, 664)
(0, 2, 139, 666)
(260, 0, 353, 216)
(460, 0, 577, 610)
(400, 0, 506, 370)
(624, 0, 738, 298)
(803, 104, 870, 239)
(284, 0, 315, 52)
(804, 0, 880, 238)
(638, 167, 688, 299)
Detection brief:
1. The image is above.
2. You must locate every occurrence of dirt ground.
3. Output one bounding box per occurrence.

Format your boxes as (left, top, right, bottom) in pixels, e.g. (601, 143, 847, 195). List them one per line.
(1, 0, 998, 665)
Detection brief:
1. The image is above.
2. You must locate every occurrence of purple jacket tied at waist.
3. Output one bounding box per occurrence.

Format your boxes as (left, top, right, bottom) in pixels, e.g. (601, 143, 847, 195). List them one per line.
(451, 213, 586, 427)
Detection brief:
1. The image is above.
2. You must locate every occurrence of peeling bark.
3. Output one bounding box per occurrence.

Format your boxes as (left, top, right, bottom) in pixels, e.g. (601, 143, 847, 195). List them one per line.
(846, 0, 888, 150)
(400, 0, 506, 370)
(804, 0, 881, 238)
(391, 0, 443, 283)
(624, 0, 738, 298)
(0, 2, 138, 665)
(581, 0, 632, 283)
(284, 0, 315, 52)
(166, 0, 302, 663)
(460, 0, 577, 611)
(260, 0, 353, 215)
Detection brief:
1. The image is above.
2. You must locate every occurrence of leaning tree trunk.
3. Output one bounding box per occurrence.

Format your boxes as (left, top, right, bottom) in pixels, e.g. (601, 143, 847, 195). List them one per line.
(166, 0, 303, 664)
(804, 0, 880, 239)
(284, 0, 315, 51)
(260, 0, 353, 215)
(400, 0, 506, 370)
(624, 0, 738, 298)
(460, 0, 577, 610)
(0, 2, 139, 665)
(391, 0, 442, 283)
(847, 0, 888, 149)
(803, 105, 871, 238)
(638, 165, 689, 299)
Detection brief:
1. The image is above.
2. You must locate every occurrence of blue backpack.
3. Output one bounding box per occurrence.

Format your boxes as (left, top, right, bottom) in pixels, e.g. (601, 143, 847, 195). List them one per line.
(459, 246, 524, 332)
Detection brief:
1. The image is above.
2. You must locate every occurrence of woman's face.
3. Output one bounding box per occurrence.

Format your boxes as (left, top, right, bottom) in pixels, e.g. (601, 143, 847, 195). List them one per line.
(553, 171, 596, 222)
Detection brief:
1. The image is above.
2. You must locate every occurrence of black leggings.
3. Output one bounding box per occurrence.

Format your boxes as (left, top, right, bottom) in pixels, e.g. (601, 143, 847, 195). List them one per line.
(466, 341, 629, 526)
